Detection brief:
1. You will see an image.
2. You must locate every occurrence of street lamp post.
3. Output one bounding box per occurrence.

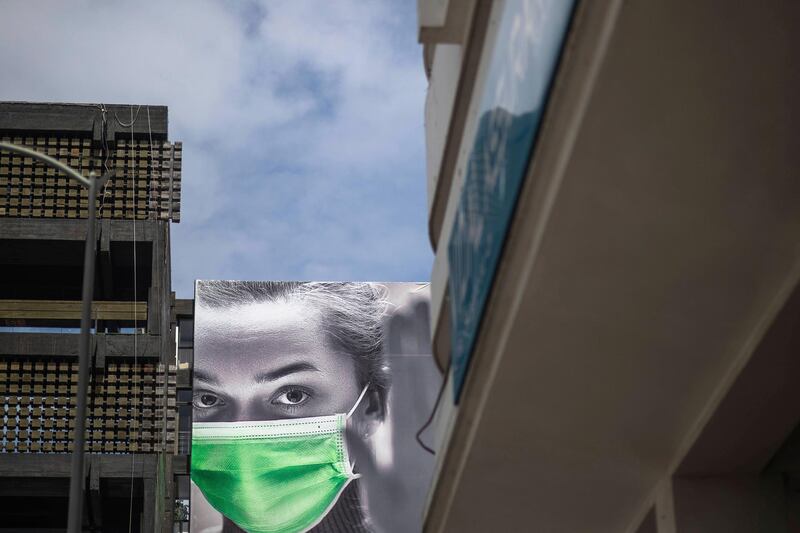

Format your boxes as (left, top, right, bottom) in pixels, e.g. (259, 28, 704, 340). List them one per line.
(0, 142, 111, 533)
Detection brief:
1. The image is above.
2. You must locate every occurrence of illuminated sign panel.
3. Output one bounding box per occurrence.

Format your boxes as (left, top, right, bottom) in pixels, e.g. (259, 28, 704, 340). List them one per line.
(448, 0, 576, 400)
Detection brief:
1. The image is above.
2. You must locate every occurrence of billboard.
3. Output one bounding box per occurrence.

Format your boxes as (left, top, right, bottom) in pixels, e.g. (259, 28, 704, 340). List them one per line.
(191, 281, 440, 533)
(447, 0, 576, 401)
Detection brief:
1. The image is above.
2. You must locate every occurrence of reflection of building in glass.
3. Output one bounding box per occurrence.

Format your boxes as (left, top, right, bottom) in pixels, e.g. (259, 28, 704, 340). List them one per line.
(0, 102, 190, 531)
(419, 1, 800, 531)
(447, 105, 537, 399)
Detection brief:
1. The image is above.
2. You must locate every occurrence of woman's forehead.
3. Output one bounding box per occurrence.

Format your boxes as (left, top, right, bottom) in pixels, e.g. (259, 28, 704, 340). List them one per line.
(197, 299, 321, 336)
(194, 299, 353, 377)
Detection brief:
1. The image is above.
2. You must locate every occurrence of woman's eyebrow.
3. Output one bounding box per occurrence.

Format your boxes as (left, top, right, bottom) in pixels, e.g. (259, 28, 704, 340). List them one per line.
(194, 369, 221, 386)
(254, 362, 320, 383)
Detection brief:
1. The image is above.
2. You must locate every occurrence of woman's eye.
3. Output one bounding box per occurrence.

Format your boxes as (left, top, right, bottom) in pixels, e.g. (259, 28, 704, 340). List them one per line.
(193, 393, 222, 408)
(273, 389, 310, 406)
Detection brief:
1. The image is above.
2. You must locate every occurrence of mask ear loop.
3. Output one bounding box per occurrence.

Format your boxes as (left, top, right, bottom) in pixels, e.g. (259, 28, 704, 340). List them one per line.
(345, 383, 371, 473)
(347, 383, 371, 419)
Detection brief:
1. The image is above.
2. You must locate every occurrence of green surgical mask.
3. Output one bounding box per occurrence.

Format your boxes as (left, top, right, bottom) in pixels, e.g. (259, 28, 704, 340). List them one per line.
(191, 385, 370, 533)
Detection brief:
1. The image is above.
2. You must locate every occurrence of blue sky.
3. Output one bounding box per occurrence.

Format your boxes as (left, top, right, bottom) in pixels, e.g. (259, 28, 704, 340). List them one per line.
(0, 1, 431, 296)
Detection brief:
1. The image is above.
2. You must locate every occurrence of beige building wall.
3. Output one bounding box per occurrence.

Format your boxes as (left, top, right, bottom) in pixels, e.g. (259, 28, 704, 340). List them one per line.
(418, 1, 800, 532)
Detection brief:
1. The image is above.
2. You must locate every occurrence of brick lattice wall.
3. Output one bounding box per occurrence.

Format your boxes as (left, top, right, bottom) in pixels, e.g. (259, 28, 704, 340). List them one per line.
(0, 358, 177, 454)
(0, 135, 182, 221)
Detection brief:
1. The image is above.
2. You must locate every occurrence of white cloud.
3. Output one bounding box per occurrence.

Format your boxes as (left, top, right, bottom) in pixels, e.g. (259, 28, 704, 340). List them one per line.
(0, 0, 431, 296)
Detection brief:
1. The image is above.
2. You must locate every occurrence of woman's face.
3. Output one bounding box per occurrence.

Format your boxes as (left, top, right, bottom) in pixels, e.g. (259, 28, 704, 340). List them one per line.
(193, 299, 363, 423)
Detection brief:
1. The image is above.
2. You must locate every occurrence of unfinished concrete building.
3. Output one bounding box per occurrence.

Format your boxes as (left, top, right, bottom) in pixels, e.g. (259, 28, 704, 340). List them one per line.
(0, 102, 190, 532)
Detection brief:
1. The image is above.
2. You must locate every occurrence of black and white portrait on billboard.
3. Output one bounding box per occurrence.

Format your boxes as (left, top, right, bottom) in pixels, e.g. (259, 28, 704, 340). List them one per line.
(191, 281, 440, 533)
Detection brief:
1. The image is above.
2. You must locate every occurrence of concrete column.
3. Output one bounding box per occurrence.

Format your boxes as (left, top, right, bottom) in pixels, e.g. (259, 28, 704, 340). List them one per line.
(142, 478, 155, 533)
(655, 479, 676, 533)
